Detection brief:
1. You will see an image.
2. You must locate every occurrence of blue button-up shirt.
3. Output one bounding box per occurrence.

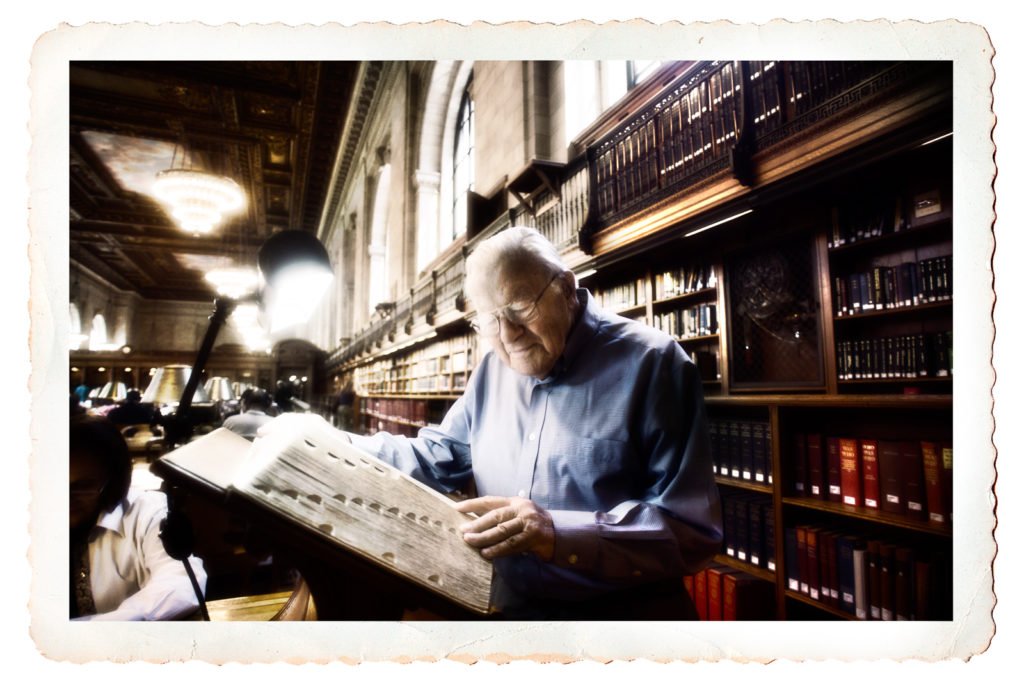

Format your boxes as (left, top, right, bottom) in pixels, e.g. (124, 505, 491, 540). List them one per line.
(349, 289, 722, 605)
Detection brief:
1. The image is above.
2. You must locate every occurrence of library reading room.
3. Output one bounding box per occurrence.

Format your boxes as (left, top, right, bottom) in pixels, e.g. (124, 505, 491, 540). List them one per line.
(66, 59, 959, 626)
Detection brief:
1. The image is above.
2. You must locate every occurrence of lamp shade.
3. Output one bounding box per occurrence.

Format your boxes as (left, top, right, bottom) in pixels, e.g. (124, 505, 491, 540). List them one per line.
(96, 381, 128, 400)
(142, 365, 211, 404)
(204, 376, 236, 401)
(257, 230, 334, 333)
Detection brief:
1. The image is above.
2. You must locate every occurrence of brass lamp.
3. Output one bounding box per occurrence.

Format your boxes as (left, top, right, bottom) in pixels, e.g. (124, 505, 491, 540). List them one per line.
(204, 376, 236, 402)
(96, 381, 128, 401)
(142, 365, 211, 405)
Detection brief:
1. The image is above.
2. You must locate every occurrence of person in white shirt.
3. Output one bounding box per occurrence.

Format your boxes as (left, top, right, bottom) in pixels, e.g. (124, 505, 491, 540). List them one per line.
(222, 388, 274, 440)
(70, 414, 206, 620)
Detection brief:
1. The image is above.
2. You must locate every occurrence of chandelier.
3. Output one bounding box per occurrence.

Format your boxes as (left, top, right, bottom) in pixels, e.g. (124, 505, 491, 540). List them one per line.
(152, 168, 245, 235)
(204, 266, 258, 299)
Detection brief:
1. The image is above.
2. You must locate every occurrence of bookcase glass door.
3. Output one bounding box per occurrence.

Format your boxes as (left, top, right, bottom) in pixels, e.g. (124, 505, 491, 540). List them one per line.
(726, 235, 825, 390)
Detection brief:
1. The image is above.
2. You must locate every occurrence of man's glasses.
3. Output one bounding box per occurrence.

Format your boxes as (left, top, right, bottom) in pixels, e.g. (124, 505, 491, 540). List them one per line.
(470, 272, 561, 337)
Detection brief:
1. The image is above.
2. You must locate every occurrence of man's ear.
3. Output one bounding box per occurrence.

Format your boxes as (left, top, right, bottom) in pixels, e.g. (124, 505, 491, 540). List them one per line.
(561, 270, 577, 295)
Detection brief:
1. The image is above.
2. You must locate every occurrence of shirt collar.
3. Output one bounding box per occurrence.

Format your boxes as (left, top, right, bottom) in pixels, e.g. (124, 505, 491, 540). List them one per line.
(93, 495, 129, 538)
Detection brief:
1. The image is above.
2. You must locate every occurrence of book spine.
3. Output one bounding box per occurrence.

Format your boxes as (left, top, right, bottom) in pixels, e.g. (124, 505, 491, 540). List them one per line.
(723, 494, 737, 558)
(793, 433, 807, 496)
(864, 440, 880, 509)
(785, 527, 800, 592)
(867, 540, 882, 620)
(740, 420, 754, 482)
(879, 543, 895, 621)
(921, 441, 947, 524)
(826, 436, 843, 502)
(806, 527, 821, 601)
(763, 501, 776, 573)
(694, 568, 708, 620)
(877, 440, 905, 515)
(807, 433, 825, 499)
(901, 441, 928, 521)
(840, 437, 863, 506)
(853, 546, 869, 619)
(837, 535, 857, 615)
(796, 526, 809, 596)
(941, 443, 953, 523)
(735, 497, 750, 563)
(894, 546, 914, 621)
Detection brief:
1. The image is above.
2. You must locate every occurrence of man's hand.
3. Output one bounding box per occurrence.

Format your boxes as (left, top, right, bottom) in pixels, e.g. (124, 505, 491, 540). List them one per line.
(454, 496, 555, 562)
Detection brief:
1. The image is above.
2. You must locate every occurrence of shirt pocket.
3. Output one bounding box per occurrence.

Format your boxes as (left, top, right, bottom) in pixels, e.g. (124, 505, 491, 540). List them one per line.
(544, 434, 634, 508)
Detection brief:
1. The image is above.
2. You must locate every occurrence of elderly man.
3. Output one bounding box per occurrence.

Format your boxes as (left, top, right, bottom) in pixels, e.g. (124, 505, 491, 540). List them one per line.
(344, 226, 721, 619)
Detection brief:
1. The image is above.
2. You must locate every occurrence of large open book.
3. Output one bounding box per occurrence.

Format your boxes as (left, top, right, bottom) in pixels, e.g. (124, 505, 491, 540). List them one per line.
(153, 414, 493, 615)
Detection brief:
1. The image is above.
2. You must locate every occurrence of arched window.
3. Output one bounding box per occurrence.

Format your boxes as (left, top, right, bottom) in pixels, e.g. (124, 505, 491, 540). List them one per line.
(451, 84, 474, 239)
(89, 313, 108, 350)
(69, 303, 85, 350)
(563, 60, 663, 143)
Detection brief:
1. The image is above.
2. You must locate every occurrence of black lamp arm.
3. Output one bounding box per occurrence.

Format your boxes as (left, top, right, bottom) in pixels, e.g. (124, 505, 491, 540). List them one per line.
(175, 297, 240, 417)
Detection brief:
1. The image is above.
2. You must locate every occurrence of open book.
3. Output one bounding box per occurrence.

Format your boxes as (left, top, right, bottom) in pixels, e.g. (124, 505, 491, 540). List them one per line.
(154, 414, 493, 615)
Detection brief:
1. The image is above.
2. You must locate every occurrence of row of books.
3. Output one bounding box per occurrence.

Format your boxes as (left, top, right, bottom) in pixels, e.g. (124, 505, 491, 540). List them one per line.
(656, 62, 741, 183)
(362, 397, 429, 426)
(684, 563, 776, 621)
(784, 526, 952, 620)
(792, 434, 953, 525)
(652, 303, 719, 339)
(653, 263, 717, 300)
(710, 418, 773, 485)
(721, 492, 776, 573)
(593, 277, 647, 312)
(836, 331, 952, 380)
(833, 254, 952, 316)
(828, 185, 948, 248)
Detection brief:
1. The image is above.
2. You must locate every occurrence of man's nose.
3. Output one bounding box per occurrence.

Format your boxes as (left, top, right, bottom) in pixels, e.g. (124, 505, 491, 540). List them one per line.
(497, 315, 524, 342)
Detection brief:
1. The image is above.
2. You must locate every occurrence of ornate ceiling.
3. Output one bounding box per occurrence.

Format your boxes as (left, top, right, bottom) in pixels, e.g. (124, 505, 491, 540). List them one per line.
(70, 61, 360, 302)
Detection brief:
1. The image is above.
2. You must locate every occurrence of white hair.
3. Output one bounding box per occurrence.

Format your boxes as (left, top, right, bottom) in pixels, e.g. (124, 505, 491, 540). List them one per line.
(464, 226, 569, 303)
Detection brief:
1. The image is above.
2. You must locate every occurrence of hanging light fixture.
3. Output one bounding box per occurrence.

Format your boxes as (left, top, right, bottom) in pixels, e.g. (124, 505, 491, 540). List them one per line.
(204, 266, 259, 299)
(152, 168, 245, 235)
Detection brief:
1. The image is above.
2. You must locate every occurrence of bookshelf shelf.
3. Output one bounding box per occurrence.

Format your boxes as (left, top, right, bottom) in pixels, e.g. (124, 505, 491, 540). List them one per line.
(714, 554, 777, 583)
(716, 476, 773, 494)
(784, 590, 860, 621)
(832, 300, 952, 322)
(652, 286, 718, 308)
(827, 217, 952, 255)
(676, 333, 720, 344)
(782, 497, 952, 537)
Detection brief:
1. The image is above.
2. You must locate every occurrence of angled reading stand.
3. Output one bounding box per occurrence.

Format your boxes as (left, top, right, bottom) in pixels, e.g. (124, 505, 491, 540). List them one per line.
(151, 416, 493, 620)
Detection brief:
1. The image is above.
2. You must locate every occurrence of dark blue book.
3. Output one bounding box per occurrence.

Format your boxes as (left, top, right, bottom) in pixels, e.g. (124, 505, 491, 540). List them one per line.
(739, 420, 754, 482)
(734, 496, 750, 563)
(746, 495, 764, 568)
(836, 535, 858, 616)
(752, 420, 769, 485)
(722, 493, 738, 557)
(763, 501, 776, 573)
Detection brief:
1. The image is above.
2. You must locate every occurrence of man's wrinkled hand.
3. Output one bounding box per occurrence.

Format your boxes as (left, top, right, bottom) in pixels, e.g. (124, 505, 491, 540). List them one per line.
(454, 495, 555, 562)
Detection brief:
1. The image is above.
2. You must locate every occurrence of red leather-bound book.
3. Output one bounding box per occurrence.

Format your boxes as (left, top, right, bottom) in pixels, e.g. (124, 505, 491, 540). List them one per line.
(839, 437, 863, 506)
(706, 565, 741, 621)
(826, 437, 843, 502)
(723, 572, 775, 620)
(860, 439, 880, 509)
(694, 568, 708, 620)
